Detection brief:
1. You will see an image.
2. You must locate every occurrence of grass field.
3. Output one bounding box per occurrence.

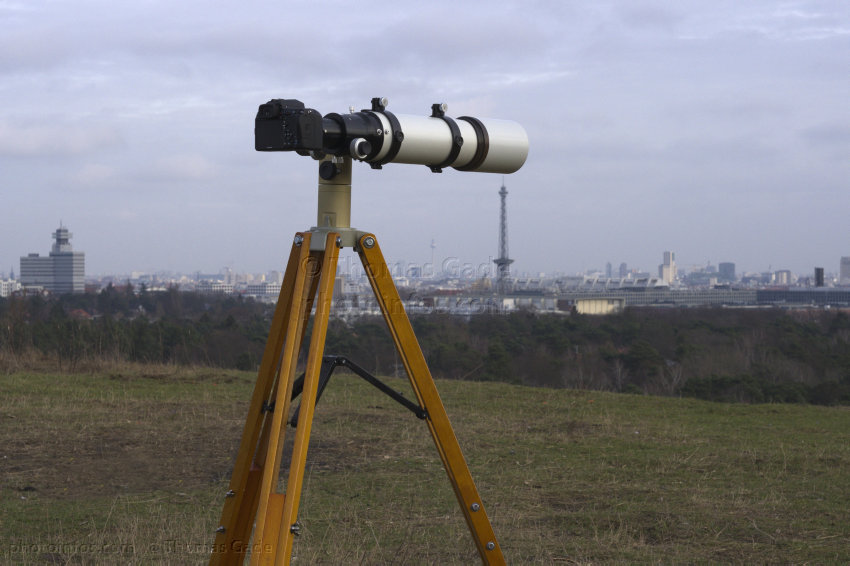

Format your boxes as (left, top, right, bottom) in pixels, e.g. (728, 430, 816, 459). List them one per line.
(2, 366, 849, 564)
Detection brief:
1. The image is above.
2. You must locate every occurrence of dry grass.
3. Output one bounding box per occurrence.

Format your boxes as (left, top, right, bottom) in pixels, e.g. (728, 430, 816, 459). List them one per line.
(2, 366, 850, 564)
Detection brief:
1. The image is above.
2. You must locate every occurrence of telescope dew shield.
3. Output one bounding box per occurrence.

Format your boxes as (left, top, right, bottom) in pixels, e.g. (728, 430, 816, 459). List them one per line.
(388, 114, 528, 174)
(255, 98, 529, 174)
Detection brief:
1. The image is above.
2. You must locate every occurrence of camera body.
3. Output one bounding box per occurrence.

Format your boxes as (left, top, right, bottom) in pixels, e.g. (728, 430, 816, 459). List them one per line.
(255, 98, 528, 175)
(255, 99, 324, 153)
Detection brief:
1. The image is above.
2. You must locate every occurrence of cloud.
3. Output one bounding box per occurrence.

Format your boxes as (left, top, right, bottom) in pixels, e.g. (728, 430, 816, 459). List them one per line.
(798, 122, 850, 162)
(617, 4, 685, 33)
(799, 122, 850, 146)
(141, 153, 220, 183)
(0, 119, 123, 157)
(72, 163, 117, 187)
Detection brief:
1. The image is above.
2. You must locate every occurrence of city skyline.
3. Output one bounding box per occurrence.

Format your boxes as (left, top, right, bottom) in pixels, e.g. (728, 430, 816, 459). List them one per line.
(1, 2, 848, 277)
(2, 222, 847, 283)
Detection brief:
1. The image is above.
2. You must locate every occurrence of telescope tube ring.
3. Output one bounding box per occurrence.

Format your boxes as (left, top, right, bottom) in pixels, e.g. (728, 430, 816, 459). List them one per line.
(428, 103, 464, 173)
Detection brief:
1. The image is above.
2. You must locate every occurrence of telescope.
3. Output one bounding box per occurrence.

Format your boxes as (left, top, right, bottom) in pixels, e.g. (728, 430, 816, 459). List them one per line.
(211, 96, 523, 566)
(255, 97, 528, 174)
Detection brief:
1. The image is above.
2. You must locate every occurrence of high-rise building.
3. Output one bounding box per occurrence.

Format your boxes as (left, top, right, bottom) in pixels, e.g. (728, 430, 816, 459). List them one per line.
(20, 225, 85, 294)
(774, 270, 792, 285)
(659, 251, 676, 284)
(814, 267, 825, 287)
(718, 262, 736, 282)
(840, 257, 850, 285)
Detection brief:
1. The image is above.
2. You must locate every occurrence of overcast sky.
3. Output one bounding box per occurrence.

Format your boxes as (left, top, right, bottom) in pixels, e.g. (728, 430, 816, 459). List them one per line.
(1, 1, 848, 280)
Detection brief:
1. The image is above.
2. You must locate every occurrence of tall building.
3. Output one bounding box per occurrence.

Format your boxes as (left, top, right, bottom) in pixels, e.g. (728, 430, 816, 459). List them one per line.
(718, 262, 736, 282)
(659, 251, 677, 285)
(814, 267, 825, 287)
(20, 225, 85, 294)
(841, 257, 850, 285)
(774, 270, 792, 285)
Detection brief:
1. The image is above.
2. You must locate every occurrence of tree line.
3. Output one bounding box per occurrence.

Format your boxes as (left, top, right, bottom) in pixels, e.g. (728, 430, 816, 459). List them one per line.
(3, 287, 850, 405)
(0, 285, 271, 371)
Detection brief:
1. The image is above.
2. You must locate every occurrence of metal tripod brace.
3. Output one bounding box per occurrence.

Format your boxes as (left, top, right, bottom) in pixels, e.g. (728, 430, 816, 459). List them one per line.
(209, 156, 505, 565)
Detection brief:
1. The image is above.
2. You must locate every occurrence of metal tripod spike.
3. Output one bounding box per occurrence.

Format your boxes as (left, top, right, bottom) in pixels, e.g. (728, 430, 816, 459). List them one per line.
(209, 156, 505, 565)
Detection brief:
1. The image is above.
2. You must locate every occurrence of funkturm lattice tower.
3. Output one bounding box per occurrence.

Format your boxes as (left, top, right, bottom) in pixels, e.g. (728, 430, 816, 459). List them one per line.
(493, 180, 513, 294)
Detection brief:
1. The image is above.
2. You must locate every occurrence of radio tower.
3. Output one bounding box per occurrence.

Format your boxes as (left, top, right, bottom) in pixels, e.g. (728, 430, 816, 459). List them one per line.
(493, 179, 514, 294)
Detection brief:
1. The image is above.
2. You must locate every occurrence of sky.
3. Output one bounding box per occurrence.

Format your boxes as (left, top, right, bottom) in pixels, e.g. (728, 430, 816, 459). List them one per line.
(1, 1, 848, 279)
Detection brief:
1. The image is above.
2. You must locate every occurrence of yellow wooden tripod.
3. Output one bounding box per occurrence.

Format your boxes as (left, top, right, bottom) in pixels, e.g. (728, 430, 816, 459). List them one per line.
(209, 157, 505, 565)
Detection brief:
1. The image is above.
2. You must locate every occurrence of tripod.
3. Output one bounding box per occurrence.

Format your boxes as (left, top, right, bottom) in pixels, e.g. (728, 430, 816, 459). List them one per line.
(209, 157, 505, 565)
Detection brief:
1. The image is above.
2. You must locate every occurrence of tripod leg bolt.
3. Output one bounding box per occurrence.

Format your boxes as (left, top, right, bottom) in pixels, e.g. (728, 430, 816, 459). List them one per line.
(294, 234, 304, 246)
(362, 236, 376, 249)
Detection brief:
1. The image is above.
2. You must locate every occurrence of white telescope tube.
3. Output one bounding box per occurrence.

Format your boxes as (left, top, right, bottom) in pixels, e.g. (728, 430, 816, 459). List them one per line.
(380, 114, 528, 174)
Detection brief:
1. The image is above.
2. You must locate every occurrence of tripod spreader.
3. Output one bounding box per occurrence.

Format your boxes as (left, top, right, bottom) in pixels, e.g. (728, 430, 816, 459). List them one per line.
(286, 355, 428, 427)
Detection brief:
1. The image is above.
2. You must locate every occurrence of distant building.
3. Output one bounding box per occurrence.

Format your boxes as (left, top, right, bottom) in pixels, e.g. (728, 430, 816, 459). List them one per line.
(575, 297, 625, 315)
(246, 282, 282, 297)
(718, 262, 735, 282)
(20, 225, 85, 294)
(659, 251, 676, 285)
(815, 267, 825, 287)
(267, 270, 283, 284)
(841, 257, 850, 285)
(197, 281, 234, 294)
(0, 278, 20, 297)
(774, 270, 793, 285)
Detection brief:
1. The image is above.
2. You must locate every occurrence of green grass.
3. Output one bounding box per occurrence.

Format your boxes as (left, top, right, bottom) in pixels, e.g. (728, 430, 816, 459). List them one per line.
(2, 367, 849, 564)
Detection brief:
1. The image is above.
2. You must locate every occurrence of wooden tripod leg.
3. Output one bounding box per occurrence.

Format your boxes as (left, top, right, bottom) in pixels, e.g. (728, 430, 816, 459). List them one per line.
(211, 232, 320, 566)
(271, 232, 340, 563)
(248, 233, 326, 565)
(357, 233, 506, 565)
(211, 234, 310, 565)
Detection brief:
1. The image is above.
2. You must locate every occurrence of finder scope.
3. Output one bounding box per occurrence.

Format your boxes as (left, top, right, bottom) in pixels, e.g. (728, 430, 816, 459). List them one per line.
(255, 97, 528, 174)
